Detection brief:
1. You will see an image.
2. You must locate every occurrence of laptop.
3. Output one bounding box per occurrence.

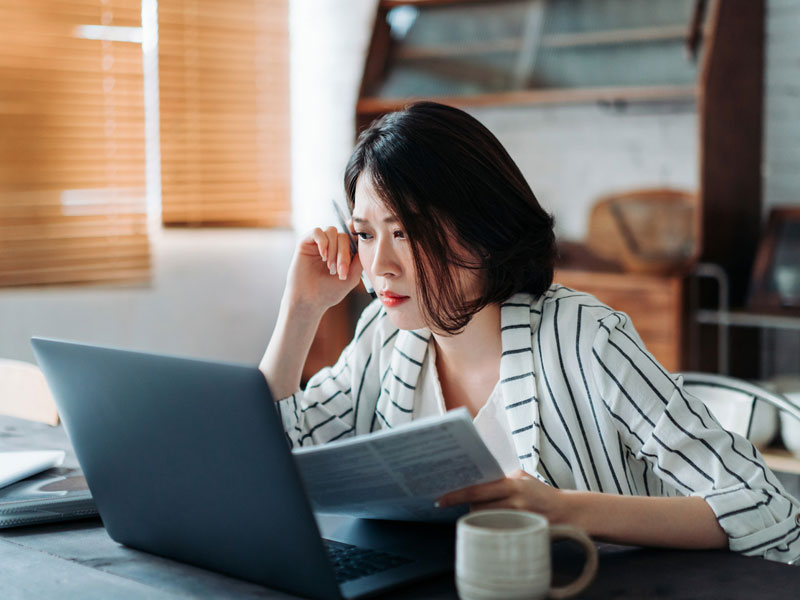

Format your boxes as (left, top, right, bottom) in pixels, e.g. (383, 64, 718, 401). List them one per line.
(31, 337, 454, 600)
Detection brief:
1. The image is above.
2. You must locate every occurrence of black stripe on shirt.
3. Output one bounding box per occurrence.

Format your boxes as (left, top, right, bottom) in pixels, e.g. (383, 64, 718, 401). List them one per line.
(306, 361, 348, 390)
(640, 449, 695, 493)
(552, 299, 601, 490)
(328, 426, 354, 442)
(374, 406, 392, 429)
(396, 347, 423, 367)
(538, 415, 572, 470)
(505, 396, 535, 410)
(592, 349, 656, 428)
(774, 528, 800, 554)
(381, 363, 391, 385)
(501, 323, 529, 331)
(355, 305, 383, 342)
(640, 457, 651, 496)
(621, 442, 637, 495)
(298, 413, 337, 444)
(740, 524, 800, 555)
(606, 321, 786, 498)
(391, 370, 416, 390)
(537, 308, 591, 489)
(381, 328, 399, 348)
(502, 347, 532, 357)
(410, 330, 428, 342)
(300, 388, 352, 413)
(717, 498, 771, 521)
(576, 304, 623, 494)
(597, 393, 647, 447)
(651, 432, 715, 484)
(501, 371, 533, 384)
(705, 486, 746, 500)
(383, 388, 414, 413)
(538, 458, 559, 488)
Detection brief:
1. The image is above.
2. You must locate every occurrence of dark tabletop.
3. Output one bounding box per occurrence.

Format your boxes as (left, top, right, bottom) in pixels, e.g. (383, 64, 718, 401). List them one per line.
(2, 415, 799, 599)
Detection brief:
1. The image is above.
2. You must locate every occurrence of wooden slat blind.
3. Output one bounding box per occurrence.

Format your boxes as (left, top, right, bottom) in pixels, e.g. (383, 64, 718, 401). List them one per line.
(0, 1, 150, 287)
(158, 0, 290, 227)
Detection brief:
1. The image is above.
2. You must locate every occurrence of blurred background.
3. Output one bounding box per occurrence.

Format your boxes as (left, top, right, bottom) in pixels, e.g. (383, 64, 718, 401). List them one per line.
(0, 0, 798, 385)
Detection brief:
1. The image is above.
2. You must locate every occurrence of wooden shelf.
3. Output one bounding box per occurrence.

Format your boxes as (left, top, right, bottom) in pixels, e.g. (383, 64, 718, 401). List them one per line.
(540, 25, 696, 49)
(393, 25, 700, 61)
(695, 310, 800, 332)
(358, 84, 698, 113)
(394, 38, 521, 60)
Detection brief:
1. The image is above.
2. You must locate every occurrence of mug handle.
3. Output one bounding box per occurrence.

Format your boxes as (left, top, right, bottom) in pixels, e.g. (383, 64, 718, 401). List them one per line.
(547, 524, 598, 599)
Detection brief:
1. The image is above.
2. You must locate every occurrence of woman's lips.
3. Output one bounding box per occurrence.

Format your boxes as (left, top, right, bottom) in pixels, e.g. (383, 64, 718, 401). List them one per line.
(380, 291, 409, 308)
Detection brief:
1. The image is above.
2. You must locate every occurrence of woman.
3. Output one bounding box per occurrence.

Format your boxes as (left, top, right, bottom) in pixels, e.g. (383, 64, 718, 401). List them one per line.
(260, 101, 800, 562)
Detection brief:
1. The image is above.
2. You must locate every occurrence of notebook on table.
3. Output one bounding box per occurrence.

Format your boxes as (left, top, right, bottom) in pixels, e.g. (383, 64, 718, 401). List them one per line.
(0, 465, 97, 529)
(31, 337, 454, 600)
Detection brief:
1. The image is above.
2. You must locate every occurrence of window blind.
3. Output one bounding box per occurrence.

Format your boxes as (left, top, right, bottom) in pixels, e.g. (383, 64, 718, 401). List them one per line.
(158, 0, 290, 227)
(0, 1, 150, 287)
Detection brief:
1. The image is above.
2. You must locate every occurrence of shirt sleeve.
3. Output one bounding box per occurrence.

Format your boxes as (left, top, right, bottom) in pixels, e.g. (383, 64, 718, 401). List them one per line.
(590, 311, 800, 563)
(276, 300, 384, 448)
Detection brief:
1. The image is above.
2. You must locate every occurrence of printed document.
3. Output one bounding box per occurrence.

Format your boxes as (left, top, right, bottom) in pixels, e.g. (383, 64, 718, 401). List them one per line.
(0, 450, 65, 489)
(293, 408, 504, 522)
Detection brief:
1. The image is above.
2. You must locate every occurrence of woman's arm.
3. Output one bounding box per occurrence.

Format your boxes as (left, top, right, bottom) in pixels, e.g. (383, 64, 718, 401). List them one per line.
(259, 226, 362, 399)
(588, 309, 800, 560)
(259, 299, 326, 400)
(435, 470, 728, 549)
(564, 488, 727, 548)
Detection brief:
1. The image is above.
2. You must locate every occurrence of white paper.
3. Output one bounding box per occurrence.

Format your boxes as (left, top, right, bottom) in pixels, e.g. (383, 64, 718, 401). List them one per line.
(0, 450, 65, 489)
(293, 408, 504, 522)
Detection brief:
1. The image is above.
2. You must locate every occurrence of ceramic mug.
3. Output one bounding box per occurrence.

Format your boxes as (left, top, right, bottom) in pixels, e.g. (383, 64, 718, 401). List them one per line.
(455, 509, 598, 600)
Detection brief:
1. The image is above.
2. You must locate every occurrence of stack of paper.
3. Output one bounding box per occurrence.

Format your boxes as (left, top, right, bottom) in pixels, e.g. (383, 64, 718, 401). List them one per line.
(0, 450, 65, 489)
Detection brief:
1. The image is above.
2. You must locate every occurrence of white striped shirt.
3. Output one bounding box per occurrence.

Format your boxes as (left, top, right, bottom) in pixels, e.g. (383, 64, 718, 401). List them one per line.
(277, 285, 800, 562)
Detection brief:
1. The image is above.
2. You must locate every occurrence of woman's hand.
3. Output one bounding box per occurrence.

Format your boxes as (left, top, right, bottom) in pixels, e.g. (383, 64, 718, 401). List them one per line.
(436, 469, 564, 522)
(437, 471, 729, 550)
(285, 226, 365, 314)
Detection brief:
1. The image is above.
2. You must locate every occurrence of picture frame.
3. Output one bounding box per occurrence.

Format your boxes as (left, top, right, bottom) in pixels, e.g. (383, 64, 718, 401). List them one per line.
(748, 207, 800, 314)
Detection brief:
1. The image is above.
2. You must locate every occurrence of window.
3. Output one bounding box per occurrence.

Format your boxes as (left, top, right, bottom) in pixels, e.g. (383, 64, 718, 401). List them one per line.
(0, 0, 290, 288)
(0, 0, 149, 286)
(158, 0, 289, 227)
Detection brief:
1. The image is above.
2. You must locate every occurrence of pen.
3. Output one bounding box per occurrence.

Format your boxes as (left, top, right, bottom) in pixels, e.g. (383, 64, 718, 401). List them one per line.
(331, 199, 376, 297)
(332, 199, 357, 256)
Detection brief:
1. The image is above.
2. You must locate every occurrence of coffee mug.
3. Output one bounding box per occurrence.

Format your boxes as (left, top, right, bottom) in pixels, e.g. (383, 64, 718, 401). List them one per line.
(455, 509, 598, 600)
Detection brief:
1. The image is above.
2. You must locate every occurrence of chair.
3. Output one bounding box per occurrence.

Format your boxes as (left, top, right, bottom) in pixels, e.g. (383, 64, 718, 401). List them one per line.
(679, 372, 800, 449)
(0, 358, 60, 426)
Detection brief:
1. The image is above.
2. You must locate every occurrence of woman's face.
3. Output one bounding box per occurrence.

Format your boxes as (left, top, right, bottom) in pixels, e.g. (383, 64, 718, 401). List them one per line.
(352, 175, 484, 333)
(352, 175, 426, 330)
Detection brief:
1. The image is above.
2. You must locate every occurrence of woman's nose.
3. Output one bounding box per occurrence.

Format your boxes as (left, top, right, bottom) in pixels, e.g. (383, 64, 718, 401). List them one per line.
(372, 238, 399, 278)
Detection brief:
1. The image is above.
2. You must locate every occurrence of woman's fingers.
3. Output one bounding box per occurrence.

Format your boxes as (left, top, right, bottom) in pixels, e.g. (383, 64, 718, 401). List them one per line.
(436, 478, 512, 508)
(304, 227, 357, 280)
(336, 232, 352, 280)
(324, 227, 339, 274)
(469, 498, 522, 512)
(309, 227, 330, 262)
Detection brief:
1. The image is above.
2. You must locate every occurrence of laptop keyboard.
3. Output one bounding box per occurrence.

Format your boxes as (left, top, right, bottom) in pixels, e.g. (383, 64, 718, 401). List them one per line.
(323, 539, 413, 583)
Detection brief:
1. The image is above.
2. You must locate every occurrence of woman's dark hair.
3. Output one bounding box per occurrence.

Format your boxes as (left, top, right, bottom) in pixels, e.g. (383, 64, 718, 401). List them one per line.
(344, 101, 556, 334)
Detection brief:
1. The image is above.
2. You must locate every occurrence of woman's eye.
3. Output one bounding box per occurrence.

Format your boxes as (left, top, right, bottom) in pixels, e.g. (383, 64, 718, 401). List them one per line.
(393, 230, 406, 239)
(355, 231, 372, 241)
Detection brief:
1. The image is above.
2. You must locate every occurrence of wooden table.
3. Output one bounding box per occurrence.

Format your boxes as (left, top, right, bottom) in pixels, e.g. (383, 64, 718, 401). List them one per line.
(2, 415, 800, 599)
